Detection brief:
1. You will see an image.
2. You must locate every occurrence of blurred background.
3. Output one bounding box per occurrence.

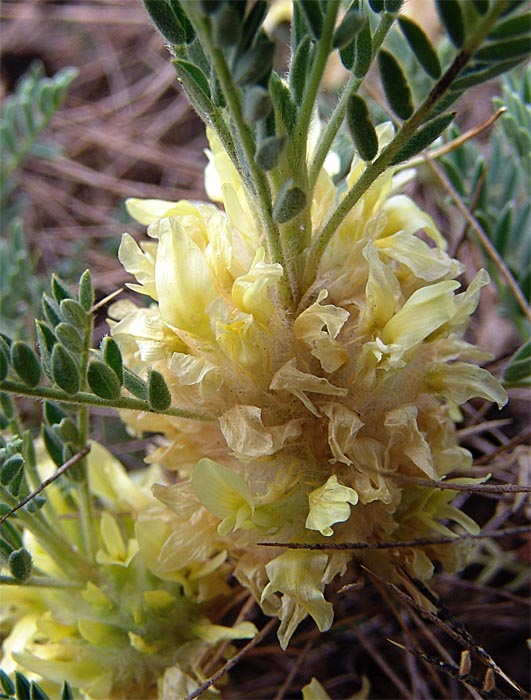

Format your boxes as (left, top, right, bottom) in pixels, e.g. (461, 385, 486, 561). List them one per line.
(1, 0, 208, 298)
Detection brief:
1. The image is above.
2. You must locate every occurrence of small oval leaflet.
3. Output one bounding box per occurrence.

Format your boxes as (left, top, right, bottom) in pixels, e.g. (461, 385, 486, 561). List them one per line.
(10, 341, 41, 388)
(243, 86, 272, 122)
(60, 298, 87, 330)
(101, 336, 124, 383)
(398, 16, 441, 79)
(436, 0, 465, 48)
(51, 343, 80, 395)
(124, 368, 148, 400)
(255, 136, 287, 171)
(87, 359, 122, 400)
(8, 547, 33, 581)
(0, 454, 24, 486)
(347, 94, 378, 162)
(273, 180, 307, 224)
(148, 369, 172, 411)
(378, 50, 414, 120)
(78, 269, 94, 311)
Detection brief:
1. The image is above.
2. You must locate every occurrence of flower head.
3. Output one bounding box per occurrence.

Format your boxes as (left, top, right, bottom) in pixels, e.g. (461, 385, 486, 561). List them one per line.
(112, 125, 506, 647)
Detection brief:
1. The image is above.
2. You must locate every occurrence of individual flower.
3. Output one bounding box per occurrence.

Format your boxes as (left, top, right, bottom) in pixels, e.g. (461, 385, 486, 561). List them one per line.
(305, 475, 359, 537)
(0, 442, 255, 699)
(111, 124, 507, 648)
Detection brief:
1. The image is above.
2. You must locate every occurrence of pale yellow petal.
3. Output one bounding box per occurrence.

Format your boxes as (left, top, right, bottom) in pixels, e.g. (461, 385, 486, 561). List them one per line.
(215, 312, 264, 367)
(348, 438, 393, 504)
(168, 352, 222, 394)
(361, 243, 401, 330)
(111, 305, 185, 364)
(192, 620, 256, 644)
(451, 268, 490, 329)
(100, 512, 125, 560)
(306, 475, 359, 536)
(376, 230, 457, 281)
(294, 290, 349, 372)
(78, 619, 125, 647)
(426, 362, 508, 408)
(12, 651, 113, 699)
(381, 194, 446, 248)
(118, 233, 157, 299)
(270, 359, 347, 416)
(88, 441, 150, 512)
(384, 405, 437, 479)
(205, 128, 255, 236)
(219, 405, 274, 458)
(263, 0, 292, 33)
(382, 280, 460, 352)
(152, 217, 217, 339)
(232, 248, 283, 324)
(1, 614, 39, 675)
(125, 197, 182, 226)
(192, 458, 254, 534)
(262, 550, 334, 647)
(322, 402, 364, 465)
(219, 405, 301, 459)
(311, 168, 337, 232)
(295, 290, 349, 341)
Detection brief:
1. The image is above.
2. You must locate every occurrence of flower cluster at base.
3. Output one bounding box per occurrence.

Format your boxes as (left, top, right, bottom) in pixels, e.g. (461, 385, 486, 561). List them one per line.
(111, 124, 507, 649)
(0, 443, 255, 699)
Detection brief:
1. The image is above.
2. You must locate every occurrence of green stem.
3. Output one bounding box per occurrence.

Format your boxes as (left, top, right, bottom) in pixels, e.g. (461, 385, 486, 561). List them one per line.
(187, 10, 297, 306)
(21, 431, 41, 493)
(0, 380, 216, 422)
(304, 1, 508, 289)
(209, 108, 240, 169)
(76, 480, 96, 561)
(76, 315, 96, 561)
(293, 0, 340, 169)
(308, 11, 396, 191)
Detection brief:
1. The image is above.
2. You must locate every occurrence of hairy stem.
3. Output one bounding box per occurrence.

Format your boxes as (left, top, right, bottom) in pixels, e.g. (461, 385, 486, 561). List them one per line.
(308, 10, 397, 191)
(76, 313, 96, 561)
(0, 380, 216, 421)
(185, 7, 297, 306)
(293, 0, 340, 169)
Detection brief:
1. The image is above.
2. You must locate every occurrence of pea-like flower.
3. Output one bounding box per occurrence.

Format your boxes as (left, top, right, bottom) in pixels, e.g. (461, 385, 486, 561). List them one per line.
(111, 125, 506, 648)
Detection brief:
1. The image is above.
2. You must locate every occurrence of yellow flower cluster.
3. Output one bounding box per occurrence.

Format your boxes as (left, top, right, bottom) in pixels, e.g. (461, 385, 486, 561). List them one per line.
(111, 125, 506, 648)
(0, 443, 255, 698)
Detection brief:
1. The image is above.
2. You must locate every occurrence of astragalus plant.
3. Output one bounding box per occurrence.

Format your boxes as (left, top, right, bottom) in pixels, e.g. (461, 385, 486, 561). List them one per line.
(0, 1, 529, 698)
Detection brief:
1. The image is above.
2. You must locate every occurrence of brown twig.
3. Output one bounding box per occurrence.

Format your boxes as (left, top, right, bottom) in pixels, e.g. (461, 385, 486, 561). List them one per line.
(0, 446, 91, 525)
(258, 526, 530, 552)
(354, 626, 411, 698)
(185, 618, 278, 700)
(371, 577, 451, 699)
(369, 570, 526, 698)
(402, 107, 508, 172)
(382, 472, 531, 494)
(425, 156, 531, 325)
